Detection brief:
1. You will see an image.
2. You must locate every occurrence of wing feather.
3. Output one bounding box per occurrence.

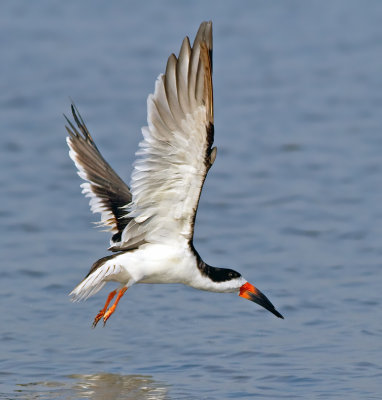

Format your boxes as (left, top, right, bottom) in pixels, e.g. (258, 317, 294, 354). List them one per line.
(177, 37, 192, 115)
(115, 21, 215, 248)
(65, 105, 137, 248)
(66, 21, 216, 253)
(164, 53, 185, 123)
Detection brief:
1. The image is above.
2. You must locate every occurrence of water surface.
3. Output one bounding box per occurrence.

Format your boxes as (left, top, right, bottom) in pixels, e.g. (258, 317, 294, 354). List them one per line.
(1, 1, 382, 398)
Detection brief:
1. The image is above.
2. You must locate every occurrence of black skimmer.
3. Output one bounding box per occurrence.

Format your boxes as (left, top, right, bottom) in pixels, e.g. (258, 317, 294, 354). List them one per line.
(65, 21, 283, 327)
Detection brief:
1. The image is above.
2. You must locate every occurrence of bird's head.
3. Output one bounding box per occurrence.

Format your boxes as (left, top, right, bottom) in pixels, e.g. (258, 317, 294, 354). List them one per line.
(195, 259, 283, 319)
(239, 281, 284, 319)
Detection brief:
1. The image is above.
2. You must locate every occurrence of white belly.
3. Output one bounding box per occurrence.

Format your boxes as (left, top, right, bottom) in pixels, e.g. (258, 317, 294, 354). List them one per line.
(116, 242, 196, 285)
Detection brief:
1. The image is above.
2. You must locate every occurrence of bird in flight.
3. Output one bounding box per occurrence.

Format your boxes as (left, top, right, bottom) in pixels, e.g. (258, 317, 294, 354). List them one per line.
(65, 21, 283, 327)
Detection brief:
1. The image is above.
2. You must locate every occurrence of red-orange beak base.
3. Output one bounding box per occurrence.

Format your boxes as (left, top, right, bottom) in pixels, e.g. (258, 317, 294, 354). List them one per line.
(239, 282, 284, 319)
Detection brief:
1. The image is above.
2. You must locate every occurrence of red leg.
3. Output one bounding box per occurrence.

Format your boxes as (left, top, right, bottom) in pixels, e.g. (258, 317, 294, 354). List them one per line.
(103, 287, 127, 326)
(92, 289, 117, 328)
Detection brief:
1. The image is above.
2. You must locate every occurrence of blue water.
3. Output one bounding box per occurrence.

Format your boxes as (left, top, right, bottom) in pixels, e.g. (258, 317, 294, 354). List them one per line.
(1, 1, 382, 398)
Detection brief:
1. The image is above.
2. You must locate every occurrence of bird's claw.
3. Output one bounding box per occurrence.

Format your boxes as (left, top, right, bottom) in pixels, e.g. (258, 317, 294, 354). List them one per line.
(92, 309, 105, 328)
(102, 307, 114, 326)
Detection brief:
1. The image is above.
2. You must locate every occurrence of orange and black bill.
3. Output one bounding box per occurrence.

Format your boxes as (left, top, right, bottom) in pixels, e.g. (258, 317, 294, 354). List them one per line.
(239, 282, 284, 319)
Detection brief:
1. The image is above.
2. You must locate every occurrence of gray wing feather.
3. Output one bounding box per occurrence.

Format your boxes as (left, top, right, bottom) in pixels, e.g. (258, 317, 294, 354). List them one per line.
(65, 104, 141, 248)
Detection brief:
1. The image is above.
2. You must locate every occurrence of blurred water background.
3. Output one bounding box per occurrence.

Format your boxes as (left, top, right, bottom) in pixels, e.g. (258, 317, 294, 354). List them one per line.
(1, 1, 382, 398)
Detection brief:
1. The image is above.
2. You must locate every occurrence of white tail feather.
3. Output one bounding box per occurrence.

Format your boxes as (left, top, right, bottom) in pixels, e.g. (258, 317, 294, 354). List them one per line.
(69, 263, 124, 302)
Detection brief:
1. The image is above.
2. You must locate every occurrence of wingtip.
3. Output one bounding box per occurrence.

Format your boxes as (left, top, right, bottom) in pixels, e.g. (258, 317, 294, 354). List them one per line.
(194, 21, 213, 50)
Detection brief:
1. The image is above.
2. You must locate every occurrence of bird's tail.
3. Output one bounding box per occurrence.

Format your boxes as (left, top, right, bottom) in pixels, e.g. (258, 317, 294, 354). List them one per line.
(69, 255, 124, 302)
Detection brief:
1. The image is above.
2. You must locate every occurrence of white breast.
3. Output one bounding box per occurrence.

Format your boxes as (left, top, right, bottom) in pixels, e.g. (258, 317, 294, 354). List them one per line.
(117, 242, 197, 285)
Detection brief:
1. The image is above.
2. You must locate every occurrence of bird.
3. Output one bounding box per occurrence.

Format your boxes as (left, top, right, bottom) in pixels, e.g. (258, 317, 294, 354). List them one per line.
(65, 21, 283, 328)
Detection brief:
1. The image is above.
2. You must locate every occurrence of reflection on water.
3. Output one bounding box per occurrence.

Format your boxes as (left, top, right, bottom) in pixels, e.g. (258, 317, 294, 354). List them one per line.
(15, 373, 169, 400)
(70, 373, 169, 400)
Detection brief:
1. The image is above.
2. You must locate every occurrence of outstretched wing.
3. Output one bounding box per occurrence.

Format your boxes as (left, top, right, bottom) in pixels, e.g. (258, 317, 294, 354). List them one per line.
(113, 21, 216, 249)
(65, 105, 139, 248)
